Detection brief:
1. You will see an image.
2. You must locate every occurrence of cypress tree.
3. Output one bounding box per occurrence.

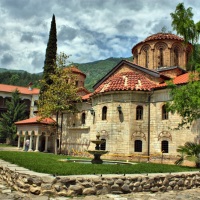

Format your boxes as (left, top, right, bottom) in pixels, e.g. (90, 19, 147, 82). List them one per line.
(41, 14, 57, 92)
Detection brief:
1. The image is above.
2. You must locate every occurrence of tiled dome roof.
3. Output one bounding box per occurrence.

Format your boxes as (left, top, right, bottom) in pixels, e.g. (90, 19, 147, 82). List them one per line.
(144, 32, 184, 42)
(132, 33, 184, 53)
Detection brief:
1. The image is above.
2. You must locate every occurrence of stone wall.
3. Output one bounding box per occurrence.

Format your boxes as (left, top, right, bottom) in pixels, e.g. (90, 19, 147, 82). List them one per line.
(1, 165, 200, 197)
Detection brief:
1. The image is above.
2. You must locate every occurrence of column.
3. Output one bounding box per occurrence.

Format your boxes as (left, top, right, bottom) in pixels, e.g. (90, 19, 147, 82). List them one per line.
(44, 135, 48, 152)
(23, 136, 27, 151)
(17, 134, 21, 149)
(35, 135, 40, 152)
(28, 134, 33, 152)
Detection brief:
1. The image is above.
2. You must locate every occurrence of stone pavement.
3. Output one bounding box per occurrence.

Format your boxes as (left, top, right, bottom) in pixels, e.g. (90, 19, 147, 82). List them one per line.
(0, 147, 200, 199)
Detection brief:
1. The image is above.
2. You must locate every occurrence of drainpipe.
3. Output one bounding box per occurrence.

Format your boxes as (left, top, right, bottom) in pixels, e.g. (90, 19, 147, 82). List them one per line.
(59, 112, 63, 154)
(147, 89, 154, 161)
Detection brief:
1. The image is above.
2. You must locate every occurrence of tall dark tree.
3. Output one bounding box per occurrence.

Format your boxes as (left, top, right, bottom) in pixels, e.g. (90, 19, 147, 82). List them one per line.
(0, 90, 27, 144)
(41, 14, 57, 93)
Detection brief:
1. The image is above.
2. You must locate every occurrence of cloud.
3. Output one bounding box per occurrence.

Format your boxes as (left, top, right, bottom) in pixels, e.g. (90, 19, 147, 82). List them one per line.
(58, 25, 78, 41)
(21, 32, 35, 43)
(28, 51, 45, 71)
(0, 0, 200, 73)
(1, 53, 14, 65)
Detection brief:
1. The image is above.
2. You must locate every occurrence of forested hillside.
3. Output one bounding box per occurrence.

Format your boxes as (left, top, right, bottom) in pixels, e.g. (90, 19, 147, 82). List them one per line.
(0, 70, 42, 88)
(0, 56, 132, 91)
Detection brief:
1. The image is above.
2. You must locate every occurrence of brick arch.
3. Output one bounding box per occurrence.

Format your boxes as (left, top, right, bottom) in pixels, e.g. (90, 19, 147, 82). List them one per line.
(131, 131, 146, 141)
(140, 44, 151, 68)
(154, 42, 168, 50)
(132, 49, 138, 64)
(158, 131, 172, 141)
(154, 42, 168, 68)
(171, 43, 184, 66)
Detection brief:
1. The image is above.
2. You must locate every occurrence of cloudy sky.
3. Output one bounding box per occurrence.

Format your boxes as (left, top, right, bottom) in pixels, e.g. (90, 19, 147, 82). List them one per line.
(0, 0, 200, 74)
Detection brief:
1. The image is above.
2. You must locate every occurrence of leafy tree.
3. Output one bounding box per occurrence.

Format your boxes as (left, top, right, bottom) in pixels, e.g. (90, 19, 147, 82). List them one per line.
(170, 3, 198, 44)
(0, 90, 27, 144)
(38, 53, 81, 154)
(171, 3, 200, 71)
(41, 14, 57, 93)
(9, 74, 19, 85)
(167, 3, 200, 128)
(167, 74, 200, 128)
(175, 142, 200, 168)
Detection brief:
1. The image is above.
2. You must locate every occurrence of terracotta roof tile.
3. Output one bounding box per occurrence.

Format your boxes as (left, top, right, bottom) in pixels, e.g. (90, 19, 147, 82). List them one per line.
(15, 116, 56, 125)
(156, 73, 189, 88)
(132, 33, 185, 52)
(82, 93, 92, 100)
(144, 32, 183, 42)
(94, 71, 157, 94)
(64, 65, 86, 77)
(0, 84, 39, 95)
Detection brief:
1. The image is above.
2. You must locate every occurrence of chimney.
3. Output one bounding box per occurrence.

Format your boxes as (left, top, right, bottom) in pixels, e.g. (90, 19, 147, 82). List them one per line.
(28, 82, 33, 90)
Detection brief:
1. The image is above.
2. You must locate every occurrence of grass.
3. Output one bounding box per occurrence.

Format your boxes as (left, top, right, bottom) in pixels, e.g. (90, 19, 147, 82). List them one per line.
(0, 143, 14, 147)
(0, 151, 198, 175)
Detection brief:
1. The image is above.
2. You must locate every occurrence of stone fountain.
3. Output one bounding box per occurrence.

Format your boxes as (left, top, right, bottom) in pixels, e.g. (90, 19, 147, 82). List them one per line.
(87, 132, 109, 164)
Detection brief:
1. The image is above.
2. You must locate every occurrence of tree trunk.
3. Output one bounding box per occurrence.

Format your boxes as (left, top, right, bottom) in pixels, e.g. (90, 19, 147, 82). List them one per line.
(195, 162, 200, 168)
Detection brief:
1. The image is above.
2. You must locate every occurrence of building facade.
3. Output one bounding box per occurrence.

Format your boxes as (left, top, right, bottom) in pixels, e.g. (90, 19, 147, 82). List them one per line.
(13, 33, 200, 160)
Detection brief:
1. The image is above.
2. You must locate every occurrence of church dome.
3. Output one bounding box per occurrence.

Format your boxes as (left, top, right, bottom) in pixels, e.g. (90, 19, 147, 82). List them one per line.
(132, 32, 192, 70)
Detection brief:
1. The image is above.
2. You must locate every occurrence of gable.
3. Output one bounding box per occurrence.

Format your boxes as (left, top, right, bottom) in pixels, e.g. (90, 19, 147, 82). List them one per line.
(93, 60, 168, 94)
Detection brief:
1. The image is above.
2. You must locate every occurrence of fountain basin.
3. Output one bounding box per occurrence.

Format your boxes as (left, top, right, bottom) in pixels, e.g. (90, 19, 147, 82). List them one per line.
(59, 159, 136, 165)
(87, 150, 109, 164)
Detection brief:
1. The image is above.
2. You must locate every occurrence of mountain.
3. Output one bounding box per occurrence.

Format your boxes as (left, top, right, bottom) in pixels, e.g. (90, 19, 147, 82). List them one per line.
(0, 56, 132, 91)
(74, 57, 132, 91)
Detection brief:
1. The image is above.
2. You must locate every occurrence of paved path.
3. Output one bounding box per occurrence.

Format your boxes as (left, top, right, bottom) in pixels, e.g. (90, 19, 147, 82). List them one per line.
(0, 146, 200, 199)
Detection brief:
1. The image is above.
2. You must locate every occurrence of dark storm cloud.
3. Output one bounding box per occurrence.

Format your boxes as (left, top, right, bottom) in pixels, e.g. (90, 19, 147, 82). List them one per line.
(58, 25, 77, 41)
(21, 32, 34, 43)
(1, 53, 14, 65)
(0, 42, 10, 52)
(28, 51, 44, 70)
(116, 19, 135, 33)
(151, 18, 172, 34)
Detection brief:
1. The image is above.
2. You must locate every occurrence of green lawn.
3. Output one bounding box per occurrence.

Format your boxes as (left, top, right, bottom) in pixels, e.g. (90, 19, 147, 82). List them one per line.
(0, 151, 197, 175)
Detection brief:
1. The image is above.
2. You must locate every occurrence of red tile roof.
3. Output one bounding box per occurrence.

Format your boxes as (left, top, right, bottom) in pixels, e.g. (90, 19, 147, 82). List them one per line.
(82, 93, 92, 100)
(156, 73, 189, 88)
(132, 33, 185, 53)
(64, 65, 86, 77)
(0, 84, 39, 95)
(94, 71, 157, 94)
(15, 116, 56, 125)
(144, 33, 183, 42)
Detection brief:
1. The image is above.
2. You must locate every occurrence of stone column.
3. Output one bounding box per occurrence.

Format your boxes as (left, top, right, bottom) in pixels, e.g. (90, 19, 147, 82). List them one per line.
(28, 134, 33, 152)
(23, 135, 27, 151)
(44, 135, 48, 152)
(17, 134, 21, 149)
(35, 135, 40, 152)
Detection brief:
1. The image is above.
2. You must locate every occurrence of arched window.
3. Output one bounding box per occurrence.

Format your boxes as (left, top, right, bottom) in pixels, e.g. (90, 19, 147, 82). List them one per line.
(162, 105, 168, 120)
(174, 47, 179, 66)
(102, 106, 107, 120)
(145, 49, 149, 68)
(136, 106, 143, 120)
(134, 140, 142, 152)
(100, 139, 106, 150)
(81, 113, 86, 125)
(161, 140, 169, 153)
(159, 48, 164, 67)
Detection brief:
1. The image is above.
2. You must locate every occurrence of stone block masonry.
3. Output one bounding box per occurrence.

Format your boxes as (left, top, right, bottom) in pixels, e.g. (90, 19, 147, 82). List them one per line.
(1, 165, 200, 197)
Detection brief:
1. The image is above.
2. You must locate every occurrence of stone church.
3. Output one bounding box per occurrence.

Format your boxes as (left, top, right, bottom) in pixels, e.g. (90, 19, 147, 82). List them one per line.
(14, 32, 200, 160)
